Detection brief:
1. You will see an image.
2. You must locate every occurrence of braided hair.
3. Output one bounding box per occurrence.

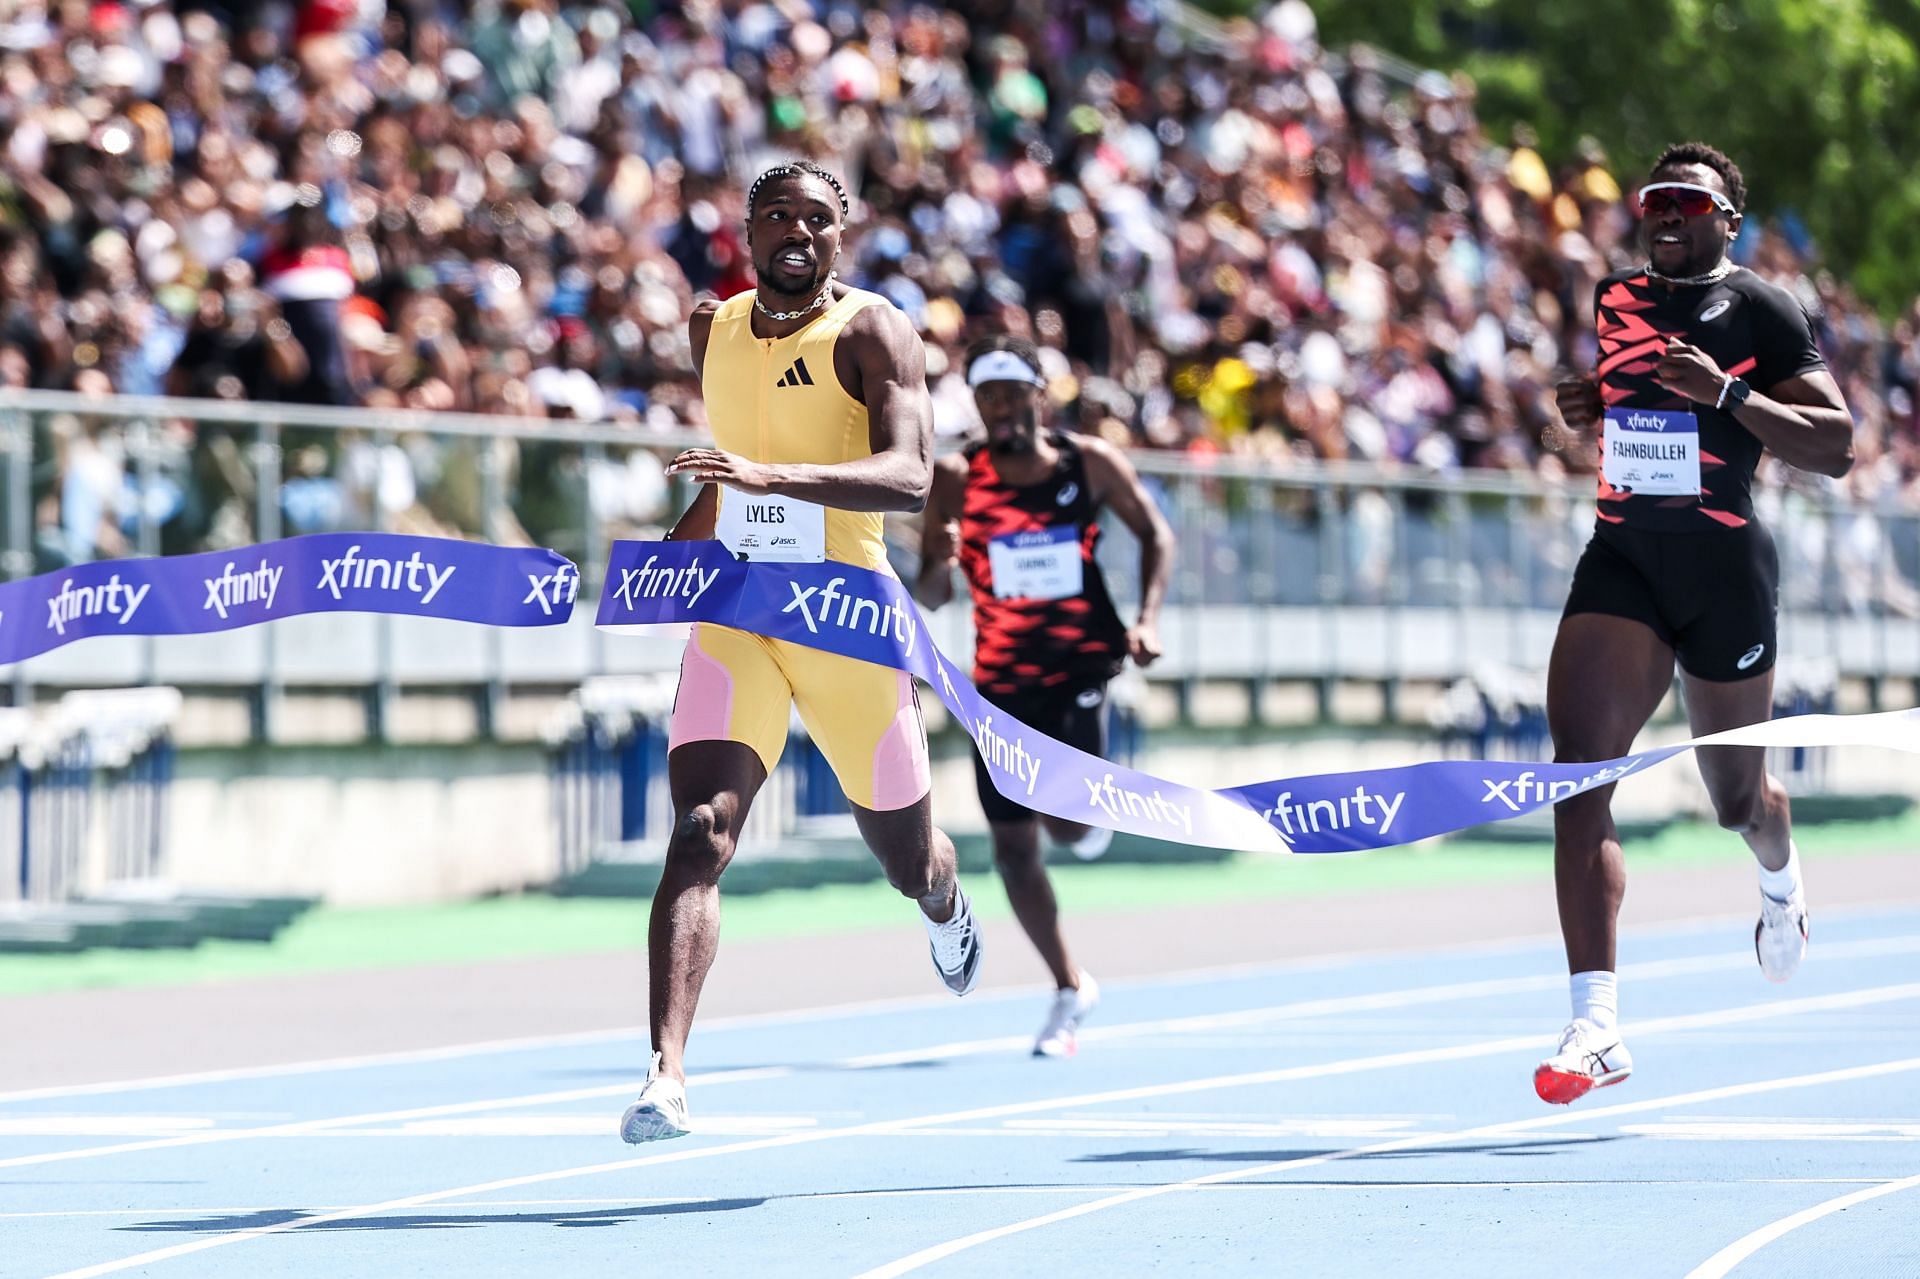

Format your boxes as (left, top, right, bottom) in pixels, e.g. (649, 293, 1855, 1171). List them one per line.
(746, 161, 850, 222)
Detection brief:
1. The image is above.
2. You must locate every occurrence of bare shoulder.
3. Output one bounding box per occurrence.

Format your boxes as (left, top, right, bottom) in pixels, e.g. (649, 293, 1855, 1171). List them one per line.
(689, 299, 722, 377)
(1070, 431, 1128, 471)
(843, 293, 919, 346)
(689, 298, 722, 342)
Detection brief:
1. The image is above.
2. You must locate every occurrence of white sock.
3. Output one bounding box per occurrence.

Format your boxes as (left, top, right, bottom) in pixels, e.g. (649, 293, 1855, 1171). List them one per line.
(1758, 841, 1802, 902)
(1571, 970, 1618, 1032)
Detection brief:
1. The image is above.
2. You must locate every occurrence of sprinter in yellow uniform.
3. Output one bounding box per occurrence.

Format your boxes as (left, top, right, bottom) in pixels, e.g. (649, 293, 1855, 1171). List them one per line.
(621, 162, 982, 1143)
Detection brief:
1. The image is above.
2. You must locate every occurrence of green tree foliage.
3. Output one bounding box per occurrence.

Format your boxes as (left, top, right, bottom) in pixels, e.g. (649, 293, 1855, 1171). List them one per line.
(1313, 0, 1920, 309)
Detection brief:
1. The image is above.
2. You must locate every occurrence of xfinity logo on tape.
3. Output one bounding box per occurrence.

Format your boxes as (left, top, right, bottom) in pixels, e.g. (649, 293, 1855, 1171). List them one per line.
(1084, 773, 1193, 839)
(781, 576, 918, 657)
(203, 560, 283, 619)
(1263, 786, 1406, 837)
(613, 556, 719, 611)
(317, 545, 456, 605)
(973, 715, 1042, 796)
(1481, 760, 1644, 812)
(46, 574, 149, 635)
(522, 563, 579, 616)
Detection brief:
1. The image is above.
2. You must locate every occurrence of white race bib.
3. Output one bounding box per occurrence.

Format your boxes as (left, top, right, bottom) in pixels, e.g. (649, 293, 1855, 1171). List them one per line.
(1603, 407, 1701, 497)
(715, 492, 825, 562)
(987, 526, 1084, 600)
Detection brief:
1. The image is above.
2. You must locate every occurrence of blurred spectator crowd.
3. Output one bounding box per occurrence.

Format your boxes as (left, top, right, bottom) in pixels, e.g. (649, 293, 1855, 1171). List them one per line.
(4, 0, 1920, 586)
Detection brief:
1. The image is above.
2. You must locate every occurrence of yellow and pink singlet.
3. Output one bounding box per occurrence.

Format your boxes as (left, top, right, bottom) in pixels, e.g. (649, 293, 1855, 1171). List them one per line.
(669, 287, 931, 810)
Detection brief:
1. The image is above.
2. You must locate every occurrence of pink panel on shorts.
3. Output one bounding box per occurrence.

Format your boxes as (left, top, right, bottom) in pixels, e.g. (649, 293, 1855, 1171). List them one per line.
(668, 626, 734, 749)
(868, 670, 932, 810)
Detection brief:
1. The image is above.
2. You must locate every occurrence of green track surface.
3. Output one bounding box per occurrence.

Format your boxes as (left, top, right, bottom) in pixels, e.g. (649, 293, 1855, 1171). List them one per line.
(3, 814, 1914, 998)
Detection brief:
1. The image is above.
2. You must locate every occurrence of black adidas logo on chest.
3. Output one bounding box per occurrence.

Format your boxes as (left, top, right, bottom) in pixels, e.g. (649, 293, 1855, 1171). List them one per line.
(775, 357, 816, 388)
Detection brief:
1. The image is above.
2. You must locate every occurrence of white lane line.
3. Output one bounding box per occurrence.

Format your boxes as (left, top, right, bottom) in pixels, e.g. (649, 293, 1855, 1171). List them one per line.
(0, 986, 1045, 1108)
(1684, 1172, 1920, 1278)
(0, 1118, 218, 1136)
(13, 905, 1914, 1106)
(21, 938, 1909, 1170)
(0, 1068, 791, 1171)
(38, 982, 1920, 1279)
(1623, 1119, 1920, 1141)
(843, 934, 1920, 1068)
(853, 1051, 1920, 1279)
(13, 948, 1920, 1172)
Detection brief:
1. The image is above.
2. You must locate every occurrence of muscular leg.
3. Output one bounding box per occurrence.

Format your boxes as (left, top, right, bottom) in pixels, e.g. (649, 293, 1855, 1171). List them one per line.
(1681, 669, 1791, 873)
(1547, 614, 1676, 974)
(991, 818, 1078, 989)
(649, 740, 766, 1083)
(852, 794, 959, 923)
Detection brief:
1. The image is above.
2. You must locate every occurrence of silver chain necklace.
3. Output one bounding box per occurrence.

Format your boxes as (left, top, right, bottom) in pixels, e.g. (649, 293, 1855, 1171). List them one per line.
(1645, 258, 1737, 287)
(754, 275, 837, 322)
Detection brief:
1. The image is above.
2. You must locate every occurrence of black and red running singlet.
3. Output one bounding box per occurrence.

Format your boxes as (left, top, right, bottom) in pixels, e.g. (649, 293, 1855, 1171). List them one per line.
(957, 433, 1128, 695)
(1592, 266, 1826, 533)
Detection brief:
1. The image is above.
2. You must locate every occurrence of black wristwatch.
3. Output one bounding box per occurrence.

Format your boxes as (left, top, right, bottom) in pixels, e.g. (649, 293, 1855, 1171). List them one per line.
(1719, 376, 1752, 411)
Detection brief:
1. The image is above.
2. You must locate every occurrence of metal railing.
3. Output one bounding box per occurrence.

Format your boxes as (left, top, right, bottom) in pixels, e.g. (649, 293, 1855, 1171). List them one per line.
(0, 687, 177, 908)
(2, 390, 1915, 710)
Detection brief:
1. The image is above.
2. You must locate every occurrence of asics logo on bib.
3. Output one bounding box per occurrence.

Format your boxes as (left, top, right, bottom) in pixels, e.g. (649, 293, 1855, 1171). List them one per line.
(613, 555, 719, 610)
(1263, 787, 1407, 837)
(781, 577, 919, 657)
(1481, 761, 1643, 812)
(973, 715, 1042, 796)
(522, 563, 579, 615)
(318, 546, 456, 605)
(46, 574, 149, 635)
(1084, 773, 1193, 839)
(203, 560, 284, 619)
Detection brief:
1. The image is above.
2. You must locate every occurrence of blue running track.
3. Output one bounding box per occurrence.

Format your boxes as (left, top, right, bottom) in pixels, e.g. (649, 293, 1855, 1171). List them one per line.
(4, 906, 1919, 1277)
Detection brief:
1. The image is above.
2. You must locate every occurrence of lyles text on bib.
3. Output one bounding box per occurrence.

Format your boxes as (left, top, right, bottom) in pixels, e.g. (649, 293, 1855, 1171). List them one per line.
(716, 492, 826, 562)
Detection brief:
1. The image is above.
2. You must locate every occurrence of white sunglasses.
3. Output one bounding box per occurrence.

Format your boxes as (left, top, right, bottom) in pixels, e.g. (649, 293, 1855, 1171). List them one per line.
(1635, 182, 1738, 218)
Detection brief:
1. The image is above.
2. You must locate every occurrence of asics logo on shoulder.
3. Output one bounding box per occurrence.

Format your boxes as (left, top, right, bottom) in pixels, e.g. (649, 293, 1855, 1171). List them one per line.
(1056, 481, 1079, 506)
(1699, 300, 1733, 322)
(775, 357, 815, 388)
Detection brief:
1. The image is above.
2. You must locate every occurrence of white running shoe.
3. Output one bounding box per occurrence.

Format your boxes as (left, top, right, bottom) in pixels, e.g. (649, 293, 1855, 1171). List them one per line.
(925, 883, 982, 996)
(1060, 826, 1114, 862)
(619, 1052, 690, 1143)
(1533, 1019, 1633, 1105)
(1756, 889, 1810, 983)
(1034, 971, 1100, 1057)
